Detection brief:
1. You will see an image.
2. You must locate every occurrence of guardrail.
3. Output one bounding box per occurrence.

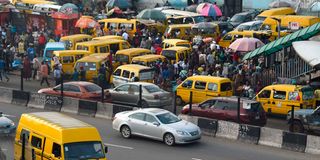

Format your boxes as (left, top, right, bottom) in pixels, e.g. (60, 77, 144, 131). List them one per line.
(0, 86, 319, 155)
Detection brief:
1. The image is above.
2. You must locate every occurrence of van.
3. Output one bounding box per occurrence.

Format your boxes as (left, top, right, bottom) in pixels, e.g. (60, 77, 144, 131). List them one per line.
(256, 84, 315, 116)
(74, 54, 110, 81)
(260, 15, 320, 41)
(93, 35, 123, 41)
(99, 18, 167, 38)
(14, 112, 107, 160)
(176, 76, 233, 105)
(115, 48, 151, 65)
(76, 39, 130, 54)
(255, 7, 295, 21)
(161, 9, 205, 24)
(229, 10, 260, 27)
(60, 34, 92, 50)
(162, 39, 191, 49)
(164, 24, 194, 40)
(131, 54, 166, 66)
(51, 50, 92, 75)
(161, 46, 191, 62)
(112, 64, 155, 87)
(218, 30, 270, 48)
(43, 42, 66, 62)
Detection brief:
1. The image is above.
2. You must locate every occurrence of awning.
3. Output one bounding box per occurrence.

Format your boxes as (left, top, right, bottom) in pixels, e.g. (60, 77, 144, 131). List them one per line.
(242, 23, 320, 61)
(293, 41, 320, 69)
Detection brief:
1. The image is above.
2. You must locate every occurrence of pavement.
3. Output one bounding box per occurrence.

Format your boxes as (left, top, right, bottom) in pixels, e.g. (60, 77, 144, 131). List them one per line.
(0, 102, 319, 160)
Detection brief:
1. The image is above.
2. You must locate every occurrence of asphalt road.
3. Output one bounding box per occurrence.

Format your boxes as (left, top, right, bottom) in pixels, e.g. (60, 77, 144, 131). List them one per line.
(0, 102, 319, 160)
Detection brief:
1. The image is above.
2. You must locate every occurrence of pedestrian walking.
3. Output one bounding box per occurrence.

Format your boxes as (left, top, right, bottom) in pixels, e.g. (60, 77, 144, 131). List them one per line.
(0, 58, 9, 82)
(53, 66, 61, 86)
(40, 61, 50, 86)
(23, 56, 32, 80)
(32, 55, 41, 80)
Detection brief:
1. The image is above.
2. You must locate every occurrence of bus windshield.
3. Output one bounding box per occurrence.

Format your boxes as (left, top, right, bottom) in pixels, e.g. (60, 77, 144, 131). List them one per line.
(64, 141, 105, 160)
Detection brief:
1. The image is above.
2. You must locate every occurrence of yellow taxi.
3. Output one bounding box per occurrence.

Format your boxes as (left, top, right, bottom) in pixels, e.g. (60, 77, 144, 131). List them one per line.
(161, 46, 192, 62)
(60, 34, 92, 50)
(131, 54, 166, 66)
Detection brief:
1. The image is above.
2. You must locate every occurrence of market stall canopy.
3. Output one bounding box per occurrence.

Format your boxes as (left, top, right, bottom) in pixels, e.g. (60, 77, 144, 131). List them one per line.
(242, 23, 320, 61)
(269, 1, 292, 8)
(106, 0, 132, 9)
(229, 37, 265, 52)
(293, 41, 320, 69)
(75, 16, 100, 28)
(137, 9, 167, 21)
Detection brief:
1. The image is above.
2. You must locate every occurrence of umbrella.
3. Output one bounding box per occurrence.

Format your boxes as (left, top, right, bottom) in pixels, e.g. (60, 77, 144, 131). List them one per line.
(269, 1, 291, 8)
(75, 16, 100, 28)
(106, 0, 133, 9)
(293, 41, 320, 69)
(59, 3, 79, 14)
(229, 38, 265, 52)
(196, 3, 218, 17)
(213, 4, 222, 16)
(310, 2, 320, 16)
(137, 9, 167, 21)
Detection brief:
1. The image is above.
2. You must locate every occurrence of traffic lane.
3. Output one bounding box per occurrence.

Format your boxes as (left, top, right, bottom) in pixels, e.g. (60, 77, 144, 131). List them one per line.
(0, 103, 319, 160)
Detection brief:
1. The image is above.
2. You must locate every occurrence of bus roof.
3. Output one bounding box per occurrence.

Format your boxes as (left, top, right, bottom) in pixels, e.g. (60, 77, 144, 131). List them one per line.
(163, 39, 190, 43)
(162, 46, 190, 51)
(258, 7, 295, 17)
(187, 75, 231, 82)
(76, 39, 126, 46)
(117, 64, 151, 70)
(53, 50, 91, 56)
(76, 53, 109, 63)
(132, 55, 165, 61)
(116, 48, 151, 55)
(60, 34, 92, 40)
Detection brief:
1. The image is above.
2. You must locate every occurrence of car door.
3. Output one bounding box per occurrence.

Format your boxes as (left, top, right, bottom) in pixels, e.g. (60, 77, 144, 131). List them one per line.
(193, 81, 207, 103)
(110, 84, 129, 103)
(257, 89, 272, 114)
(307, 108, 320, 132)
(196, 99, 216, 117)
(112, 68, 122, 87)
(272, 90, 287, 115)
(143, 114, 163, 140)
(210, 100, 228, 120)
(177, 79, 194, 103)
(206, 82, 219, 98)
(127, 112, 146, 136)
(60, 84, 72, 97)
(223, 101, 238, 122)
(127, 84, 140, 105)
(67, 84, 82, 98)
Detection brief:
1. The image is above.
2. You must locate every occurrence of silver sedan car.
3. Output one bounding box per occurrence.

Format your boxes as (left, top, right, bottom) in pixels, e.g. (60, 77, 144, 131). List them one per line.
(107, 82, 172, 108)
(112, 108, 201, 146)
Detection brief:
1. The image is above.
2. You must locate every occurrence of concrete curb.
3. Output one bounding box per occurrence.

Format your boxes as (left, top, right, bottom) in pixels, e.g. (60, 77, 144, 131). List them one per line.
(0, 87, 12, 104)
(216, 120, 239, 140)
(259, 127, 283, 148)
(61, 97, 79, 114)
(306, 134, 320, 154)
(95, 102, 113, 120)
(27, 93, 45, 109)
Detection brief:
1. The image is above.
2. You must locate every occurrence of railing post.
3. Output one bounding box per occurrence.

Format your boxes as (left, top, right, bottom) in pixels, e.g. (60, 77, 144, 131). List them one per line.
(189, 91, 193, 116)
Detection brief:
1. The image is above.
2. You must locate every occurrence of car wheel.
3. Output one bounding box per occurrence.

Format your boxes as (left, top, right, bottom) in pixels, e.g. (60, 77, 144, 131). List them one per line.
(120, 125, 131, 138)
(140, 100, 149, 108)
(290, 120, 304, 133)
(164, 133, 175, 146)
(176, 96, 183, 106)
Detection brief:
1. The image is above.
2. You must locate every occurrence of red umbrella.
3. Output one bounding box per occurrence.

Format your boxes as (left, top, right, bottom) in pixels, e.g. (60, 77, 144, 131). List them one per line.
(75, 16, 100, 28)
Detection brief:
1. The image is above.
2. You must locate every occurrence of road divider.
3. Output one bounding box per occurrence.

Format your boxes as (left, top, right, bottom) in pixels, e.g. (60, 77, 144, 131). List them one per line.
(216, 120, 239, 140)
(44, 95, 62, 111)
(11, 90, 29, 106)
(113, 104, 134, 116)
(238, 124, 260, 144)
(0, 87, 12, 104)
(197, 118, 218, 136)
(0, 147, 6, 160)
(259, 127, 283, 148)
(282, 131, 307, 152)
(78, 100, 97, 117)
(61, 97, 79, 114)
(95, 102, 113, 119)
(306, 134, 320, 154)
(27, 93, 45, 109)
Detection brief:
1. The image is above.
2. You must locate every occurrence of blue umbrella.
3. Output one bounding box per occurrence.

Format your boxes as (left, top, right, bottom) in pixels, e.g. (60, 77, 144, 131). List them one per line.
(106, 0, 133, 9)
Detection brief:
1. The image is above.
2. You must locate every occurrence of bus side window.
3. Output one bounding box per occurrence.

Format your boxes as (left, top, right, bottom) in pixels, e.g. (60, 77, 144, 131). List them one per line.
(52, 143, 61, 158)
(19, 129, 30, 144)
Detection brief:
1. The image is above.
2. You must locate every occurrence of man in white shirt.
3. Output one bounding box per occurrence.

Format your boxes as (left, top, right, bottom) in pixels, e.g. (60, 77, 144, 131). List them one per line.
(122, 31, 129, 41)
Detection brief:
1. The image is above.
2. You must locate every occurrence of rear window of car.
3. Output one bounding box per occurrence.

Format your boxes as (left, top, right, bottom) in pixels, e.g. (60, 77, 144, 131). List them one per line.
(144, 85, 161, 93)
(220, 82, 232, 91)
(84, 84, 101, 92)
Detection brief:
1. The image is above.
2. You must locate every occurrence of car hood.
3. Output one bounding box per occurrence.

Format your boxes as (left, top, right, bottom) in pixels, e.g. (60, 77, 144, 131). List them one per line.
(294, 109, 314, 116)
(0, 116, 13, 127)
(166, 120, 198, 132)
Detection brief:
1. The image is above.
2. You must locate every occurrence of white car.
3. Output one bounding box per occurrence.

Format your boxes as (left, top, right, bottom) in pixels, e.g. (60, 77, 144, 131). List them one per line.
(0, 112, 16, 134)
(113, 108, 201, 146)
(236, 20, 263, 31)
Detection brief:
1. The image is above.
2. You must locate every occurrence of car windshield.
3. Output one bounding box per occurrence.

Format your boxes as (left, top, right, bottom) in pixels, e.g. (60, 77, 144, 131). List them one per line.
(144, 85, 161, 93)
(161, 50, 176, 60)
(193, 16, 205, 23)
(116, 54, 129, 63)
(75, 62, 96, 71)
(64, 141, 105, 160)
(236, 25, 250, 30)
(84, 84, 101, 92)
(156, 112, 181, 124)
(230, 15, 245, 22)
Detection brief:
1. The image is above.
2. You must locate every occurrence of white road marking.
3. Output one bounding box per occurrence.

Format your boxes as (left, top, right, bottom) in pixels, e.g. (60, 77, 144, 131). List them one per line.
(104, 143, 134, 150)
(192, 158, 202, 160)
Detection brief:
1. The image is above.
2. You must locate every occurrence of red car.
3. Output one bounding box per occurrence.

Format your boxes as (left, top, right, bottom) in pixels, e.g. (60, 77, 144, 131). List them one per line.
(181, 97, 267, 126)
(38, 81, 102, 100)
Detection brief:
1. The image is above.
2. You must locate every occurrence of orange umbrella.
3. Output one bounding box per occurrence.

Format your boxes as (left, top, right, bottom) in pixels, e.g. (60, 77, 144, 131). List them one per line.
(75, 16, 100, 28)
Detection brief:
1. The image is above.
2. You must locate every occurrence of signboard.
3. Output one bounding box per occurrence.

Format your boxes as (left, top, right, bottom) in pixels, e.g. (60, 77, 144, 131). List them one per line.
(289, 22, 300, 30)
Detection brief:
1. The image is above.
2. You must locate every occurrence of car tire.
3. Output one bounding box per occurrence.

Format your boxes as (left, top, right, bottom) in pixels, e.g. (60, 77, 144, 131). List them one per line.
(176, 96, 183, 106)
(140, 100, 149, 108)
(290, 120, 304, 133)
(164, 133, 175, 146)
(120, 125, 131, 138)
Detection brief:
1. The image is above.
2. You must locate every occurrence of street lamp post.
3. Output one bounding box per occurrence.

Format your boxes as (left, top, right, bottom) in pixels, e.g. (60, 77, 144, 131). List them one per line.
(271, 17, 285, 78)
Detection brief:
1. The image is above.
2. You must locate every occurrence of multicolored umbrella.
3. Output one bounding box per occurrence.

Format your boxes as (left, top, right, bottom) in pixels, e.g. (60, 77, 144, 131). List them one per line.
(196, 3, 222, 17)
(137, 9, 167, 21)
(229, 38, 265, 52)
(75, 16, 100, 28)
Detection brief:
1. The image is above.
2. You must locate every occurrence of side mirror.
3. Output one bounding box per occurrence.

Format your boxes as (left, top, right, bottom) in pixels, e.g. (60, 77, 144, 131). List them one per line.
(152, 122, 160, 126)
(104, 146, 108, 153)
